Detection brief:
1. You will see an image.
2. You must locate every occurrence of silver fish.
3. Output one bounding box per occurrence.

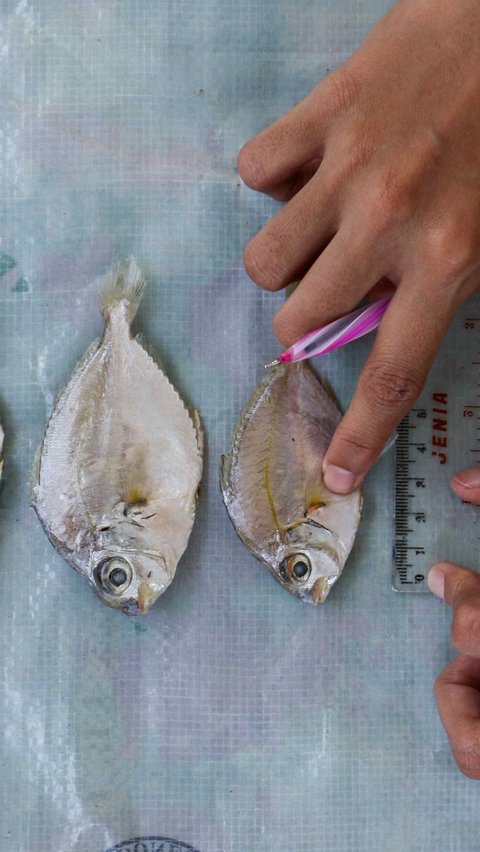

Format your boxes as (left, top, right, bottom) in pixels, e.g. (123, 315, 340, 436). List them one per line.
(32, 259, 203, 615)
(221, 362, 362, 604)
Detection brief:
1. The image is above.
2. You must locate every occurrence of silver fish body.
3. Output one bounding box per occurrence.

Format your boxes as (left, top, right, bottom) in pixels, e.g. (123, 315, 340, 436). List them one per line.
(221, 362, 362, 604)
(32, 260, 203, 615)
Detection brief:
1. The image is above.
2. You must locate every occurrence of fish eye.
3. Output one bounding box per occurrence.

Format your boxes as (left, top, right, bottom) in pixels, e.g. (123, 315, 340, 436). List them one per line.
(110, 566, 127, 586)
(280, 554, 312, 584)
(97, 557, 132, 596)
(292, 559, 310, 579)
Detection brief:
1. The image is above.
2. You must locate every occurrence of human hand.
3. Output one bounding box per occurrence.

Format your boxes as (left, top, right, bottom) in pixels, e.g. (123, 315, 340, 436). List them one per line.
(238, 0, 480, 494)
(428, 467, 480, 778)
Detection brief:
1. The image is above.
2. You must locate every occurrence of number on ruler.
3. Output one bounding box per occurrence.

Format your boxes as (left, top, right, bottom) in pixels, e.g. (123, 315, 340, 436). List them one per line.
(394, 306, 480, 593)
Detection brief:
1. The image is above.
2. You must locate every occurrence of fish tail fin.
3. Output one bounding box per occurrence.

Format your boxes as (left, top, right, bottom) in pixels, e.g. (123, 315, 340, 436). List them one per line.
(100, 258, 146, 325)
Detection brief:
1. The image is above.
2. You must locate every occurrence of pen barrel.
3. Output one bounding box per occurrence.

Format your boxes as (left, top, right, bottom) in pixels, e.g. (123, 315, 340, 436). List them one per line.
(282, 296, 391, 363)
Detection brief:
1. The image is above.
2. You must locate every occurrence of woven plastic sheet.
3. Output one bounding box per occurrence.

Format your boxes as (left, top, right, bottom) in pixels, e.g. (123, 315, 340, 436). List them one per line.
(0, 1, 479, 850)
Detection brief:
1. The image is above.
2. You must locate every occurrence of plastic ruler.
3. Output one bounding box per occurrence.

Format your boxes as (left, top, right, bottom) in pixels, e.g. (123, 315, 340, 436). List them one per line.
(393, 295, 480, 592)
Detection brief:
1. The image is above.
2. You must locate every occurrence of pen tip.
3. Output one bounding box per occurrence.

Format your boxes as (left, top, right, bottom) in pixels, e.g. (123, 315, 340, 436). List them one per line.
(264, 358, 281, 370)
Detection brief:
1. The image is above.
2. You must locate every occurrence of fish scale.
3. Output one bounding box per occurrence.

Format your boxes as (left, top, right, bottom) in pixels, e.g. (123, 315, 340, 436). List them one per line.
(393, 294, 480, 592)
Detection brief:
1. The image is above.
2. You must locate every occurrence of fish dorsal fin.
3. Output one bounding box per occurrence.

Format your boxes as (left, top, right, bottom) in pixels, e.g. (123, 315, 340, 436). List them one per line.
(189, 407, 204, 456)
(30, 443, 42, 502)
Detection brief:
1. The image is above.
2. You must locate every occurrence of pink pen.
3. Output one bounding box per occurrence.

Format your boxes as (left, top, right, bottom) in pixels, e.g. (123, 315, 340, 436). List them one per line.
(265, 296, 392, 368)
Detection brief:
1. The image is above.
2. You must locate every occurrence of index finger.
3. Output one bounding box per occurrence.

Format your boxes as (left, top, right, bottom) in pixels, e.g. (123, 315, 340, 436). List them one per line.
(322, 280, 458, 493)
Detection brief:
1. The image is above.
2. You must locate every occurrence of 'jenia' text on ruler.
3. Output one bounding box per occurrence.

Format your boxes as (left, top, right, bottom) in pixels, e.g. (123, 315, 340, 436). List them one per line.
(393, 304, 480, 592)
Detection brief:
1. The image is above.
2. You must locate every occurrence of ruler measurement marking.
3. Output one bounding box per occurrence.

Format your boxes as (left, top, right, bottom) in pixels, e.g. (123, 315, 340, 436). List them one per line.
(395, 415, 415, 585)
(394, 306, 480, 592)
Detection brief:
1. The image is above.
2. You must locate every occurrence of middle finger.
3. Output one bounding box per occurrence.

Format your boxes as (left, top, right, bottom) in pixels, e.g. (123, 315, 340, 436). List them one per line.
(272, 221, 390, 346)
(243, 166, 340, 292)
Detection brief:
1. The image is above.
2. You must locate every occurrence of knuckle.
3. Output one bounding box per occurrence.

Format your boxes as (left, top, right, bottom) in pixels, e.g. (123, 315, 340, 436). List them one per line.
(359, 360, 422, 411)
(451, 601, 480, 652)
(323, 67, 361, 116)
(367, 174, 418, 232)
(243, 235, 288, 290)
(421, 221, 480, 283)
(348, 139, 375, 172)
(321, 138, 375, 192)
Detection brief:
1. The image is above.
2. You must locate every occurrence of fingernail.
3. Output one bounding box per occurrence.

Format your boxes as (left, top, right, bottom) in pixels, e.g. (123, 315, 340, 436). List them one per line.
(427, 564, 448, 599)
(323, 464, 357, 494)
(452, 467, 480, 489)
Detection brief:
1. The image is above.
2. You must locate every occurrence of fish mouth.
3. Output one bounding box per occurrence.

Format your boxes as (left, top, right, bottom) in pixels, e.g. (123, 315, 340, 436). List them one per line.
(121, 599, 142, 616)
(308, 577, 332, 605)
(137, 580, 164, 613)
(101, 581, 167, 616)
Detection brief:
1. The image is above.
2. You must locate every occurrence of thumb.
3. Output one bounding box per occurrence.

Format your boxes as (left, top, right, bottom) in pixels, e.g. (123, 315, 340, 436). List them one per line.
(428, 562, 480, 608)
(451, 467, 480, 505)
(428, 562, 480, 657)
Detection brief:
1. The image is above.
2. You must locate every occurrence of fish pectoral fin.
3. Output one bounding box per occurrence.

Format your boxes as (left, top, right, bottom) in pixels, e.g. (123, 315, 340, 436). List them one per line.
(304, 518, 337, 538)
(111, 500, 151, 527)
(305, 501, 327, 516)
(283, 516, 339, 541)
(283, 517, 328, 533)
